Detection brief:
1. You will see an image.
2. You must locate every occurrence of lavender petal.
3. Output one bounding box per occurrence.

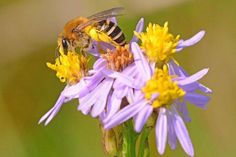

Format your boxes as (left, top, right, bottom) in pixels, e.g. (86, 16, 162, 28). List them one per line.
(103, 93, 122, 123)
(40, 95, 65, 125)
(79, 72, 105, 97)
(131, 18, 144, 43)
(155, 107, 168, 155)
(102, 69, 141, 89)
(127, 88, 135, 104)
(104, 99, 147, 130)
(114, 86, 129, 99)
(172, 107, 194, 157)
(62, 80, 86, 98)
(78, 93, 96, 114)
(178, 68, 209, 86)
(175, 102, 191, 122)
(131, 42, 151, 81)
(91, 79, 114, 117)
(184, 93, 210, 109)
(93, 58, 106, 70)
(177, 31, 205, 50)
(198, 84, 212, 94)
(167, 110, 177, 150)
(134, 105, 153, 133)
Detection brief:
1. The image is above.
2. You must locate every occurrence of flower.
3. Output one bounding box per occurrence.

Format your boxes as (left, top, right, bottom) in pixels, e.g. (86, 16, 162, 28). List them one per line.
(73, 18, 145, 119)
(103, 42, 211, 156)
(39, 48, 88, 125)
(47, 47, 88, 85)
(76, 45, 136, 119)
(134, 22, 180, 63)
(39, 18, 145, 124)
(134, 22, 205, 68)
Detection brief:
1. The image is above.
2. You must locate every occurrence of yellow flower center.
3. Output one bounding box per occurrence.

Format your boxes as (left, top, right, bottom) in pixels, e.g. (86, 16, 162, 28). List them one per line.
(46, 47, 88, 85)
(134, 22, 180, 65)
(141, 65, 185, 108)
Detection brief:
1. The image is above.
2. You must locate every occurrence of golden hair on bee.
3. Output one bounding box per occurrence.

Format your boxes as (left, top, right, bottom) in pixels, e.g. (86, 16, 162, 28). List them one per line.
(57, 7, 126, 55)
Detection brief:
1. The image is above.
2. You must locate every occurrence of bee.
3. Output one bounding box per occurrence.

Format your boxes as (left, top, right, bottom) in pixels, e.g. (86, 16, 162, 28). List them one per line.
(57, 7, 126, 54)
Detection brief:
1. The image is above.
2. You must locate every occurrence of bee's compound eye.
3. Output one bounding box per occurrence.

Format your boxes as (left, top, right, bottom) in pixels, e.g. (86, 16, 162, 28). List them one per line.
(62, 38, 68, 50)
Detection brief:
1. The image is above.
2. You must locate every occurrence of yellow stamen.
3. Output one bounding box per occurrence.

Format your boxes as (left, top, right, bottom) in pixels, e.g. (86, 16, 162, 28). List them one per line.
(102, 45, 133, 71)
(134, 22, 180, 64)
(47, 47, 88, 85)
(142, 65, 185, 108)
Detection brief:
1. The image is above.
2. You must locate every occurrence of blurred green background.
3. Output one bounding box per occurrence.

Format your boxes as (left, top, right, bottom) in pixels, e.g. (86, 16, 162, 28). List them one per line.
(0, 0, 235, 156)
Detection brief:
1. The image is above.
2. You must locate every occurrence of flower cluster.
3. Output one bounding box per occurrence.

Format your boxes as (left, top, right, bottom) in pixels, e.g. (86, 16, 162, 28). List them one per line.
(39, 17, 211, 156)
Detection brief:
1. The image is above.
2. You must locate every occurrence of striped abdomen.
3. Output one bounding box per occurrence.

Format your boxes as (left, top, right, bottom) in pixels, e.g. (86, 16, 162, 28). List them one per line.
(97, 20, 126, 46)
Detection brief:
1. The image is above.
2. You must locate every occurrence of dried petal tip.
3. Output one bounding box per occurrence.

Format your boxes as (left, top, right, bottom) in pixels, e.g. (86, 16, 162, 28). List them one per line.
(47, 49, 88, 85)
(102, 46, 134, 71)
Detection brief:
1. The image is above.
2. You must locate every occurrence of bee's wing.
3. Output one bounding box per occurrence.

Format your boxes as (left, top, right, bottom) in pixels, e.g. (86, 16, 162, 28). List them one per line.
(87, 7, 124, 21)
(73, 7, 124, 32)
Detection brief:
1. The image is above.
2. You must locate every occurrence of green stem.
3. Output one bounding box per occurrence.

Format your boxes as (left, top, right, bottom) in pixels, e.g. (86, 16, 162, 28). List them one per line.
(121, 120, 138, 157)
(137, 127, 151, 157)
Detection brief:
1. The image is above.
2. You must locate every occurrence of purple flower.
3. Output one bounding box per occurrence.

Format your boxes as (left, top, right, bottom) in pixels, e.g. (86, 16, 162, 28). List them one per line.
(39, 18, 145, 124)
(76, 47, 138, 119)
(103, 42, 211, 156)
(75, 18, 145, 119)
(134, 22, 205, 65)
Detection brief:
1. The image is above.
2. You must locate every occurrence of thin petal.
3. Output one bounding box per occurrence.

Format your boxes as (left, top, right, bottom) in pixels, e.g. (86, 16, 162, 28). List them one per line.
(167, 110, 177, 150)
(88, 40, 100, 57)
(104, 99, 147, 130)
(184, 93, 210, 109)
(78, 102, 92, 115)
(168, 60, 186, 77)
(127, 88, 135, 104)
(78, 79, 111, 113)
(113, 64, 138, 89)
(62, 80, 86, 98)
(172, 107, 194, 157)
(177, 31, 205, 50)
(103, 93, 122, 123)
(175, 102, 191, 122)
(131, 42, 151, 81)
(155, 107, 167, 155)
(79, 72, 105, 97)
(93, 58, 106, 70)
(134, 105, 153, 133)
(40, 95, 65, 125)
(168, 61, 180, 76)
(102, 69, 141, 89)
(178, 68, 209, 86)
(78, 93, 96, 114)
(134, 89, 143, 100)
(131, 18, 144, 43)
(114, 86, 129, 99)
(91, 79, 114, 117)
(198, 84, 212, 94)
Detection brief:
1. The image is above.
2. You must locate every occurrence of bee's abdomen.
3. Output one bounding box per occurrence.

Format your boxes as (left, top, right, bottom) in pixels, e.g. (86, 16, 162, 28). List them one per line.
(97, 20, 126, 46)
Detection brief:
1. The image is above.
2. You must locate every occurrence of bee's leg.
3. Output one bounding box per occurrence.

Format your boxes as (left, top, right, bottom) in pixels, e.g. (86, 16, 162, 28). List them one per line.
(55, 47, 60, 58)
(80, 48, 87, 57)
